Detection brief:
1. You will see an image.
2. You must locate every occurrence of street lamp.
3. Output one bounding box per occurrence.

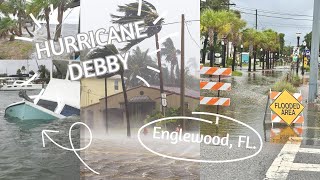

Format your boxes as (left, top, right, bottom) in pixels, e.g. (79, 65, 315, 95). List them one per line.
(240, 44, 243, 69)
(302, 41, 307, 75)
(296, 32, 301, 74)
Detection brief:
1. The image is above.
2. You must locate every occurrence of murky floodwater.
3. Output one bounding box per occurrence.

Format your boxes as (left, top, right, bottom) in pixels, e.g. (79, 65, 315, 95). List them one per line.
(0, 91, 80, 180)
(200, 70, 285, 137)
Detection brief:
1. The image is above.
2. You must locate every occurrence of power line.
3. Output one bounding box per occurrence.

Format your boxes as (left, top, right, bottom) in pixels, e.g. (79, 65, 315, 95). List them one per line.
(185, 22, 200, 48)
(237, 10, 313, 21)
(234, 6, 313, 18)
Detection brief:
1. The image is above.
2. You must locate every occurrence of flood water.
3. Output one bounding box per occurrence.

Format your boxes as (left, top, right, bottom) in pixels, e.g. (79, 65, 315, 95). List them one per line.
(0, 90, 80, 180)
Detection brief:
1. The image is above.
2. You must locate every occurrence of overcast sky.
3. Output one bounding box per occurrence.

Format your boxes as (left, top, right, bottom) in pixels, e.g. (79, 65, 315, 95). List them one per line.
(0, 60, 52, 75)
(231, 0, 314, 46)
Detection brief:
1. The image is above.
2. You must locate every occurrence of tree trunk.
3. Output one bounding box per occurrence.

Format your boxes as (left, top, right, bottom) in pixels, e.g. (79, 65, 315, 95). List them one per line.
(155, 33, 164, 114)
(45, 8, 51, 40)
(121, 72, 130, 137)
(54, 3, 65, 41)
(232, 45, 237, 71)
(18, 15, 22, 36)
(248, 54, 252, 72)
(201, 33, 208, 65)
(262, 51, 265, 70)
(265, 51, 268, 69)
(170, 63, 175, 85)
(24, 26, 34, 37)
(253, 46, 257, 71)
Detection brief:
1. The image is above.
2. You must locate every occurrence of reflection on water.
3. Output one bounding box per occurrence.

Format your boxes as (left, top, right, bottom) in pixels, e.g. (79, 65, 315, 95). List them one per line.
(0, 91, 80, 180)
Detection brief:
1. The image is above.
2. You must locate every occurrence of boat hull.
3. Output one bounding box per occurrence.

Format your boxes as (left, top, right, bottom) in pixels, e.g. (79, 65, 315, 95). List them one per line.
(0, 84, 44, 91)
(5, 101, 62, 121)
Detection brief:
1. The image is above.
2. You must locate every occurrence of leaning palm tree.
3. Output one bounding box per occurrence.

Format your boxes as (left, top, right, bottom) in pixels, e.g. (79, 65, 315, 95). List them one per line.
(125, 46, 157, 88)
(29, 0, 56, 40)
(160, 38, 181, 85)
(111, 0, 165, 113)
(87, 44, 131, 137)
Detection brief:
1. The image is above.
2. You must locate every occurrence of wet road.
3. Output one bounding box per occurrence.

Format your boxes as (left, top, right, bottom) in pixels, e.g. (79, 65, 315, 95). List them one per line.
(200, 68, 320, 180)
(80, 135, 200, 180)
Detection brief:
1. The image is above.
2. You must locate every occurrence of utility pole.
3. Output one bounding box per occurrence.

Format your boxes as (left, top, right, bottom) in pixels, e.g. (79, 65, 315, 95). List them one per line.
(155, 34, 165, 114)
(309, 0, 320, 102)
(105, 78, 108, 134)
(180, 14, 186, 130)
(255, 9, 258, 30)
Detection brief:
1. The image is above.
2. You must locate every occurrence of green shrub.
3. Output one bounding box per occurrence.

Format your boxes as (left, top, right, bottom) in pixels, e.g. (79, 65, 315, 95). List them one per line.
(272, 81, 297, 93)
(304, 65, 310, 72)
(291, 75, 301, 87)
(226, 58, 233, 67)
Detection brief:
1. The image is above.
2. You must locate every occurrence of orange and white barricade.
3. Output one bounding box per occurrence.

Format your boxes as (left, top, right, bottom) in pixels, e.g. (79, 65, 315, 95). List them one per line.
(269, 89, 304, 127)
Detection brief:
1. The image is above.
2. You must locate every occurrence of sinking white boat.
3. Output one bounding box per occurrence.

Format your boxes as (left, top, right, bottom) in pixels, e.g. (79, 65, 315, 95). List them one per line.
(5, 60, 80, 120)
(0, 74, 43, 91)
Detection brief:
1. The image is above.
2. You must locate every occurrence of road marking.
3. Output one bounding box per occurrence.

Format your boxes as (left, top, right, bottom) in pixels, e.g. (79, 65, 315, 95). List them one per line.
(291, 163, 320, 172)
(265, 141, 301, 180)
(299, 148, 320, 154)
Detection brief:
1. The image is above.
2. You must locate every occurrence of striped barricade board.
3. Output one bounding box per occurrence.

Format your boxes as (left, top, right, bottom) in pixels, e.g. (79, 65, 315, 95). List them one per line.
(200, 66, 232, 76)
(200, 81, 231, 91)
(269, 90, 304, 126)
(200, 96, 231, 107)
(200, 65, 232, 107)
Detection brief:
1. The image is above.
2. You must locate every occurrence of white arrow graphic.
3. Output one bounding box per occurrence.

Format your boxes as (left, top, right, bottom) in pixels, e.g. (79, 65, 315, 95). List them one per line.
(42, 122, 99, 175)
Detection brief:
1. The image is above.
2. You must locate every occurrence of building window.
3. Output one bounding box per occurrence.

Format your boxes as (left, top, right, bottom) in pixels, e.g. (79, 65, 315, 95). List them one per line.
(114, 80, 119, 90)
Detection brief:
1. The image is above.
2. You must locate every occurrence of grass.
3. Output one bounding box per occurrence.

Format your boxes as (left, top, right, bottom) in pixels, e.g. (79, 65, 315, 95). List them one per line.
(0, 40, 33, 59)
(232, 70, 243, 76)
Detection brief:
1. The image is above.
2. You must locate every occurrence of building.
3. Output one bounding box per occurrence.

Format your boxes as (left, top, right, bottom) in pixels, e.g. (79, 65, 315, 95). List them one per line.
(81, 85, 199, 133)
(80, 75, 122, 107)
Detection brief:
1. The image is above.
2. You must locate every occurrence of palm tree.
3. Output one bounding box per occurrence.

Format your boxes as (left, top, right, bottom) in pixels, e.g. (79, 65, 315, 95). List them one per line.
(16, 68, 21, 75)
(29, 0, 55, 40)
(0, 17, 19, 39)
(54, 0, 74, 41)
(225, 15, 246, 70)
(111, 0, 165, 113)
(0, 0, 25, 36)
(242, 28, 259, 71)
(87, 44, 131, 137)
(124, 46, 157, 87)
(21, 66, 26, 74)
(263, 29, 278, 69)
(160, 38, 181, 85)
(200, 10, 236, 67)
(38, 65, 50, 79)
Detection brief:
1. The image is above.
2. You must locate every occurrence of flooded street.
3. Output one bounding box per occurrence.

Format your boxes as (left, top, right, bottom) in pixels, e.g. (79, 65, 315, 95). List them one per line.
(200, 68, 320, 180)
(0, 91, 80, 180)
(81, 134, 200, 180)
(81, 68, 320, 180)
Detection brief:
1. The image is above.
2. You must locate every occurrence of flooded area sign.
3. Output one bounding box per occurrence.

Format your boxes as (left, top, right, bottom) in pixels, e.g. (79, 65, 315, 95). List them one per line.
(269, 90, 304, 126)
